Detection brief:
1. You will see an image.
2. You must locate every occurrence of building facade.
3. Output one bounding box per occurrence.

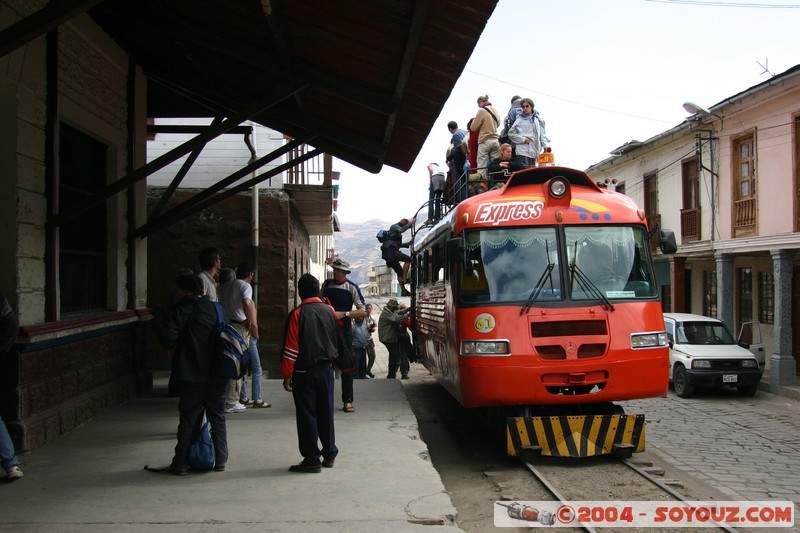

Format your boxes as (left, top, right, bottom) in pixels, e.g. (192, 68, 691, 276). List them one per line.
(587, 65, 800, 390)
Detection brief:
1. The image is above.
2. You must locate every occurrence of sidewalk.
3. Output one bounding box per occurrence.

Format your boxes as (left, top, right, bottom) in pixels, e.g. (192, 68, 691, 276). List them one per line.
(1, 297, 460, 532)
(1, 376, 461, 532)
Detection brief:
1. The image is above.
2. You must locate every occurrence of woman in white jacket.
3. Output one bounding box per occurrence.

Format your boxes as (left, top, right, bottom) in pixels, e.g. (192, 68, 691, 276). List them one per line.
(508, 98, 549, 167)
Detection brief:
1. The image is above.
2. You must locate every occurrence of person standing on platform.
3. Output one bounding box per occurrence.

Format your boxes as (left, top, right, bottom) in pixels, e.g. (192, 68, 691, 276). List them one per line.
(352, 315, 370, 379)
(1, 293, 23, 481)
(160, 273, 229, 475)
(378, 298, 412, 379)
(364, 303, 377, 379)
(321, 258, 367, 413)
(196, 247, 221, 302)
(232, 263, 269, 409)
(281, 273, 339, 473)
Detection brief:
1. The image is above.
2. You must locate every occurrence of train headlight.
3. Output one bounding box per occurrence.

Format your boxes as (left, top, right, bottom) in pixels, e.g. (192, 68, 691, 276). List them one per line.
(630, 332, 668, 349)
(461, 340, 510, 356)
(692, 360, 712, 369)
(549, 178, 567, 198)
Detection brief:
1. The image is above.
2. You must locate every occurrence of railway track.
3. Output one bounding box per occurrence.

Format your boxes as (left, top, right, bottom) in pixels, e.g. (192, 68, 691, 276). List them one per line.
(505, 457, 740, 532)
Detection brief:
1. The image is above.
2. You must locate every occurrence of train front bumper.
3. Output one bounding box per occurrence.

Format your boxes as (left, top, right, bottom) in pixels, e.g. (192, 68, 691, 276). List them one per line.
(506, 414, 645, 458)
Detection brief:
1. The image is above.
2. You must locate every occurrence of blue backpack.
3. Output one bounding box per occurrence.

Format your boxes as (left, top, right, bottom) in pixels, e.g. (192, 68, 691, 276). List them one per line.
(187, 412, 214, 471)
(212, 302, 250, 379)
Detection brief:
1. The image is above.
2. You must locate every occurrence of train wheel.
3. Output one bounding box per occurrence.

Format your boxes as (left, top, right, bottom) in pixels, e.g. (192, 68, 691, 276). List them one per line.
(673, 365, 694, 398)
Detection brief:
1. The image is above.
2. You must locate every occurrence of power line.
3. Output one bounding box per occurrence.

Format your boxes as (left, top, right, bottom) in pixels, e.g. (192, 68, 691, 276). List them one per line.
(463, 69, 676, 125)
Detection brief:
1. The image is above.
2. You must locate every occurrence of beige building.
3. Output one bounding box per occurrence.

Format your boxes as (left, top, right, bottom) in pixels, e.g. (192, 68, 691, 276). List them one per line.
(587, 65, 800, 390)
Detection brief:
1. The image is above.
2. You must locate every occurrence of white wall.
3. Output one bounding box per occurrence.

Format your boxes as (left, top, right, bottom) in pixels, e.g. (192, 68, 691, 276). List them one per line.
(147, 119, 287, 190)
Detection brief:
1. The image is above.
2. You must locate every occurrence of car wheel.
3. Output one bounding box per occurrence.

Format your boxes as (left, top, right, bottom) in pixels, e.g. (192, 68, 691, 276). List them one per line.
(737, 383, 758, 397)
(673, 365, 694, 398)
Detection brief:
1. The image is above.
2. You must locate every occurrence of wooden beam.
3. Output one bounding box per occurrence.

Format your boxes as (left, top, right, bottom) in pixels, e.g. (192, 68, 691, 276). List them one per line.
(49, 88, 307, 229)
(0, 0, 104, 58)
(135, 145, 320, 239)
(378, 0, 431, 167)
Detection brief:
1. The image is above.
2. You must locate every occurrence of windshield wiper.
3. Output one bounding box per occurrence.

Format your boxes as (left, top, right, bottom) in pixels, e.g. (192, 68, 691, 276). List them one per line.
(521, 241, 556, 316)
(520, 263, 556, 315)
(570, 262, 615, 311)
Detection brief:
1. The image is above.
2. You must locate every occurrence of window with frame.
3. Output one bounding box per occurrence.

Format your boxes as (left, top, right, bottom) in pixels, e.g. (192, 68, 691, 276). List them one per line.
(702, 270, 717, 318)
(758, 271, 774, 324)
(733, 134, 756, 229)
(737, 267, 753, 323)
(59, 123, 108, 315)
(680, 158, 700, 242)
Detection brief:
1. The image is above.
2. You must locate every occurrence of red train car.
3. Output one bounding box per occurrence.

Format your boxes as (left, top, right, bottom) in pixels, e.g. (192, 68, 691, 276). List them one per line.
(410, 164, 677, 458)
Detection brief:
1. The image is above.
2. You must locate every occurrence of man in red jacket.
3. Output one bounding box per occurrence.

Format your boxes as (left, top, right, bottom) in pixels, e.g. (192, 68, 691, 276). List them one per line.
(281, 273, 340, 473)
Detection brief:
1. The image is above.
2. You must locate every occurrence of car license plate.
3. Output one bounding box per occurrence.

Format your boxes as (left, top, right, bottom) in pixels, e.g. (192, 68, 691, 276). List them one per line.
(723, 374, 738, 383)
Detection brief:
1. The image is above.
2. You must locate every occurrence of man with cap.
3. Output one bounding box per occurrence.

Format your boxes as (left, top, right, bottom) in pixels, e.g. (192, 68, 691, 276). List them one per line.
(321, 258, 368, 413)
(378, 298, 412, 379)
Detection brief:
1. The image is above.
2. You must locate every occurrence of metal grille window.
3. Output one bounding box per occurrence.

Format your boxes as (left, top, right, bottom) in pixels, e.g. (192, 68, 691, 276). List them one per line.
(703, 270, 717, 318)
(59, 123, 108, 315)
(758, 271, 774, 324)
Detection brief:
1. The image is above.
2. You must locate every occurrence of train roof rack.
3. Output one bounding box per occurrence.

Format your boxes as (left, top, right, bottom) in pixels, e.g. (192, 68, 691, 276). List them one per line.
(505, 166, 601, 191)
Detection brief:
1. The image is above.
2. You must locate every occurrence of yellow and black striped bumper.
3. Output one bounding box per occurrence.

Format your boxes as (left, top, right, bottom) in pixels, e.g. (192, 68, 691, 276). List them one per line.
(506, 414, 645, 458)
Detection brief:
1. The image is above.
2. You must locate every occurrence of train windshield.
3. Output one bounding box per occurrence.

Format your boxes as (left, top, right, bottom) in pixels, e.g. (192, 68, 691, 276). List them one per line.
(565, 226, 656, 301)
(462, 227, 561, 303)
(459, 225, 657, 304)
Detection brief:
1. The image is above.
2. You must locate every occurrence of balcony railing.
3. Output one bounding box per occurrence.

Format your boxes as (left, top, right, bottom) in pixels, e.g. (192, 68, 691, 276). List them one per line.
(734, 198, 756, 229)
(680, 207, 701, 243)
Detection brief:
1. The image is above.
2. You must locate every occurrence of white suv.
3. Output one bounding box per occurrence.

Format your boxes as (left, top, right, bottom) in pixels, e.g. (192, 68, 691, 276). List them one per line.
(663, 313, 762, 398)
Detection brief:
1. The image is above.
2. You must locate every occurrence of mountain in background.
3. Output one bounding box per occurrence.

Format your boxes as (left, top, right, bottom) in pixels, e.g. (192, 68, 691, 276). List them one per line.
(334, 218, 393, 286)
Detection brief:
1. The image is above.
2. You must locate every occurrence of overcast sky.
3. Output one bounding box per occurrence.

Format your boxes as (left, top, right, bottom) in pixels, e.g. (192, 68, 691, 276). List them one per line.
(333, 0, 800, 224)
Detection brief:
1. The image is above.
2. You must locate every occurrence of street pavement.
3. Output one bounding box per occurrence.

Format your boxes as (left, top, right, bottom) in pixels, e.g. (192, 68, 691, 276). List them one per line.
(628, 375, 800, 505)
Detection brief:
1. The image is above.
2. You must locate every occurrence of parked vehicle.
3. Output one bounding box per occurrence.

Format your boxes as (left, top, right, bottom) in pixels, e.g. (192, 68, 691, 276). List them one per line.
(663, 313, 762, 398)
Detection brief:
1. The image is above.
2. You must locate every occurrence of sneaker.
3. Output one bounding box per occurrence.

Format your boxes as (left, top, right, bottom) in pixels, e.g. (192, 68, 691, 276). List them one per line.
(289, 461, 321, 474)
(239, 398, 253, 406)
(367, 372, 375, 379)
(6, 465, 23, 481)
(225, 402, 247, 413)
(253, 400, 271, 408)
(322, 458, 335, 468)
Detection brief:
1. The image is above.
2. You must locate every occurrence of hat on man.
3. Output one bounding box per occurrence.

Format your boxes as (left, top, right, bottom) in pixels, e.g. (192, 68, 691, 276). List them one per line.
(331, 258, 351, 273)
(387, 298, 399, 309)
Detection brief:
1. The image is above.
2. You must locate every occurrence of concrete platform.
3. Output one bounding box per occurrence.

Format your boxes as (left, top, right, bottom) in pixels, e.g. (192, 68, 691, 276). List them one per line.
(1, 374, 462, 532)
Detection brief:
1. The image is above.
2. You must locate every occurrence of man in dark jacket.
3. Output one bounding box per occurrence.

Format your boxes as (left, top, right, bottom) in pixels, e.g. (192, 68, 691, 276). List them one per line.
(378, 299, 411, 379)
(281, 273, 340, 473)
(160, 273, 228, 475)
